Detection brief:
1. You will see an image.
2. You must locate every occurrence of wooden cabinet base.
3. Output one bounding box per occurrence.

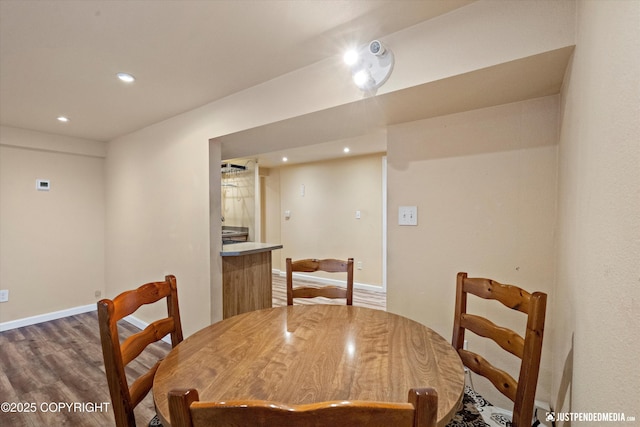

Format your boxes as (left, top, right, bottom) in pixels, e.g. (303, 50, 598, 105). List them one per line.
(222, 251, 273, 318)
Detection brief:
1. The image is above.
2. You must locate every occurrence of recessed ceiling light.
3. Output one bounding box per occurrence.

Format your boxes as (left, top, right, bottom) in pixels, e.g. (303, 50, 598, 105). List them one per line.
(343, 147, 350, 153)
(282, 157, 288, 162)
(116, 72, 135, 83)
(57, 116, 69, 122)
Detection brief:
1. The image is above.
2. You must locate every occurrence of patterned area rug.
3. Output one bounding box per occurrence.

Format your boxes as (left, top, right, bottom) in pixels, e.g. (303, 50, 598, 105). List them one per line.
(446, 385, 541, 427)
(446, 386, 492, 426)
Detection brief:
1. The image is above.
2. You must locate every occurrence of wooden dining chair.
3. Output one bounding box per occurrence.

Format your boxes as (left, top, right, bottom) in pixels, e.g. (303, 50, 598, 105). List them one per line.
(98, 275, 184, 427)
(449, 272, 547, 427)
(286, 258, 354, 305)
(168, 387, 438, 427)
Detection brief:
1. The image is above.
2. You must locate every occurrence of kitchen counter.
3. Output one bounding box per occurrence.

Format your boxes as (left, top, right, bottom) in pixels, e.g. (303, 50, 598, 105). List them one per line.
(220, 242, 283, 256)
(220, 241, 282, 318)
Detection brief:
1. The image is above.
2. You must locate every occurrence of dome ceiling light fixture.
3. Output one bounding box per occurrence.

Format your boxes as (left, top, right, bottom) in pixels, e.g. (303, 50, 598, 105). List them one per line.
(343, 40, 394, 92)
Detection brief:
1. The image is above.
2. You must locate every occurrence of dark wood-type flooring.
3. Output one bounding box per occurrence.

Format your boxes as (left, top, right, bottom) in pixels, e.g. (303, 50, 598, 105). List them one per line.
(0, 275, 385, 426)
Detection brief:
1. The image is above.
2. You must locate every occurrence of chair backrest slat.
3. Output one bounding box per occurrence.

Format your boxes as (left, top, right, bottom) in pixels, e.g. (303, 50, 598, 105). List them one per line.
(286, 258, 354, 305)
(457, 348, 518, 402)
(111, 281, 173, 321)
(128, 360, 161, 408)
(120, 317, 176, 366)
(460, 313, 525, 358)
(462, 277, 531, 314)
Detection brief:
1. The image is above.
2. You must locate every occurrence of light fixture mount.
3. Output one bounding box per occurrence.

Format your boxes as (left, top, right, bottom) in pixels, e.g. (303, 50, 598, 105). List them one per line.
(345, 40, 394, 92)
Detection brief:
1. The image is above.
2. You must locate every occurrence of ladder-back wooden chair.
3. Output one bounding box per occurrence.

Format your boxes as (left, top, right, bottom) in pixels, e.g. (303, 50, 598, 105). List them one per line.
(168, 387, 438, 427)
(450, 272, 547, 427)
(286, 258, 354, 305)
(98, 275, 184, 427)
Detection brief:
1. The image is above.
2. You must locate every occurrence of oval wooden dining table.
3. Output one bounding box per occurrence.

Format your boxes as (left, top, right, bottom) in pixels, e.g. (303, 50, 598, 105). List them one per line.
(153, 305, 465, 427)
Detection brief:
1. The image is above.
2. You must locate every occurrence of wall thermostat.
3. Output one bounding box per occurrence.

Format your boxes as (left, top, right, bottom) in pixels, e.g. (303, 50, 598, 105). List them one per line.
(36, 179, 51, 191)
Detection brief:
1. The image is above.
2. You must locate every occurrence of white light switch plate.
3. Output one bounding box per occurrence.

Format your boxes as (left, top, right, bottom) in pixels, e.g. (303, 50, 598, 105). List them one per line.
(398, 206, 418, 226)
(0, 290, 8, 302)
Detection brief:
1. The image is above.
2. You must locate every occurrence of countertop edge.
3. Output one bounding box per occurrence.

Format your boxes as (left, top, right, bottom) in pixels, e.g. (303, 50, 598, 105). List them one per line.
(220, 242, 283, 256)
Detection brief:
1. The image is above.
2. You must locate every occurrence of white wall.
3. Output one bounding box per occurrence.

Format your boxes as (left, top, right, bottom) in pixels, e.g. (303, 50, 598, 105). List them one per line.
(387, 95, 560, 407)
(554, 0, 640, 422)
(105, 121, 214, 337)
(0, 126, 106, 323)
(276, 154, 384, 287)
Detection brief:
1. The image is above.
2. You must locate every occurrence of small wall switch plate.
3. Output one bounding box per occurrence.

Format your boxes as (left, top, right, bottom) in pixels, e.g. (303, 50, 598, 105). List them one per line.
(355, 210, 361, 219)
(0, 290, 8, 302)
(398, 206, 418, 226)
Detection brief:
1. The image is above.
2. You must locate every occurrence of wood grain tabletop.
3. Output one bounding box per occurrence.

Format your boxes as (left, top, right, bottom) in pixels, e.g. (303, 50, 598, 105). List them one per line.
(153, 305, 464, 427)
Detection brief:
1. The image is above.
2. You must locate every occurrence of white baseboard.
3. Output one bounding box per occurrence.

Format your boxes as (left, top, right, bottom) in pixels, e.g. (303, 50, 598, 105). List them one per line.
(273, 269, 385, 293)
(0, 304, 96, 332)
(0, 304, 172, 345)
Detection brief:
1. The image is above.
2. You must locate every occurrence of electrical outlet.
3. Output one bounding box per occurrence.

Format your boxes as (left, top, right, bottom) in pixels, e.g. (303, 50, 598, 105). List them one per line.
(357, 261, 363, 270)
(0, 289, 8, 302)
